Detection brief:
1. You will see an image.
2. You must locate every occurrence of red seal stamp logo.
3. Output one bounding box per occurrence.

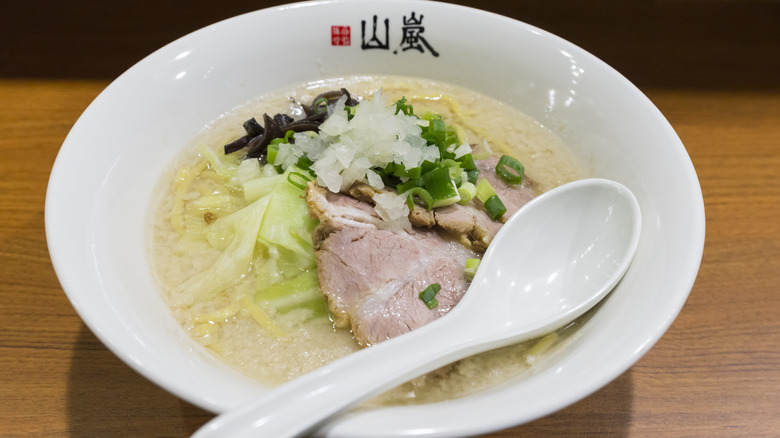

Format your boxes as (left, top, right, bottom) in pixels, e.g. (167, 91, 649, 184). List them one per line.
(331, 26, 351, 46)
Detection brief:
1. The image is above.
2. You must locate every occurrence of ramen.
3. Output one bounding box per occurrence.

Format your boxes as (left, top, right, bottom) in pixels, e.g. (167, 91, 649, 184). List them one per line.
(148, 75, 586, 405)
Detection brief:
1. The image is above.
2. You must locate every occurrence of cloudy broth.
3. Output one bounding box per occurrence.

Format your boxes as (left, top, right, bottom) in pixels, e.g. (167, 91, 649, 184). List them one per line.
(148, 75, 587, 405)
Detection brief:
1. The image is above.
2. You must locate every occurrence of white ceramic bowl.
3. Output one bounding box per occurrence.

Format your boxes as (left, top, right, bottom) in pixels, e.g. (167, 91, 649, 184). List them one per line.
(45, 1, 705, 436)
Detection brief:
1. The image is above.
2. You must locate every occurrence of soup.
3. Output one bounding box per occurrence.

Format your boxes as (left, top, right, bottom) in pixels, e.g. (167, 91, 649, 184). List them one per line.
(148, 75, 587, 405)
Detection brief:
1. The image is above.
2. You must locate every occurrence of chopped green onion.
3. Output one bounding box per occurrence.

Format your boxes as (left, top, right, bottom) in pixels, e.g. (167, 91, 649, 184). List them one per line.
(432, 182, 461, 208)
(425, 119, 445, 141)
(419, 283, 441, 309)
(457, 181, 477, 205)
(457, 153, 477, 171)
(421, 115, 455, 158)
(406, 166, 422, 180)
(394, 96, 414, 116)
(496, 155, 525, 185)
(390, 163, 422, 180)
(441, 159, 462, 180)
(440, 158, 458, 168)
(312, 96, 329, 115)
(267, 131, 296, 167)
(464, 258, 481, 280)
(448, 168, 462, 182)
(423, 166, 454, 197)
(396, 179, 418, 194)
(267, 143, 279, 165)
(451, 174, 462, 187)
(484, 194, 507, 221)
(296, 155, 314, 170)
(466, 169, 480, 184)
(419, 161, 436, 176)
(269, 130, 295, 147)
(475, 178, 497, 203)
(444, 135, 459, 153)
(287, 172, 311, 190)
(405, 187, 434, 210)
(422, 166, 460, 207)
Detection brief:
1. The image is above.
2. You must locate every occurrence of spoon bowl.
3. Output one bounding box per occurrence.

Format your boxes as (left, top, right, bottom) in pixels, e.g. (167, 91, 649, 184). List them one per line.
(193, 178, 641, 438)
(469, 177, 642, 342)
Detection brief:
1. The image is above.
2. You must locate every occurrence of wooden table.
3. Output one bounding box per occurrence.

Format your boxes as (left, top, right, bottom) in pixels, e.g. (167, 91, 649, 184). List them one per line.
(2, 78, 779, 437)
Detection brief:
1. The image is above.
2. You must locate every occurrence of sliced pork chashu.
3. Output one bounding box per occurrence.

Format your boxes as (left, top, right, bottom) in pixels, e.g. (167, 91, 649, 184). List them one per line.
(304, 157, 536, 346)
(341, 156, 536, 253)
(432, 156, 536, 252)
(306, 183, 473, 346)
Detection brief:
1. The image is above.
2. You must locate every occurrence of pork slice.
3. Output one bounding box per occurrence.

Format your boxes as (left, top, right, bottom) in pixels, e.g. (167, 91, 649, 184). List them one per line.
(346, 180, 436, 228)
(476, 155, 536, 216)
(316, 226, 470, 346)
(433, 203, 501, 253)
(433, 157, 536, 252)
(304, 153, 535, 345)
(306, 182, 472, 346)
(306, 182, 382, 249)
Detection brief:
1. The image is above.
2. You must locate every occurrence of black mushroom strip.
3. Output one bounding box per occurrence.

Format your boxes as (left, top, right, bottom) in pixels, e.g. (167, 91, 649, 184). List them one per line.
(223, 88, 359, 160)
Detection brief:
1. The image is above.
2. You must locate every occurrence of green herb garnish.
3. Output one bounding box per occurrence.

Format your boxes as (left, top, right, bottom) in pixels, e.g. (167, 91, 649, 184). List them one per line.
(484, 194, 507, 221)
(419, 283, 441, 309)
(496, 154, 525, 185)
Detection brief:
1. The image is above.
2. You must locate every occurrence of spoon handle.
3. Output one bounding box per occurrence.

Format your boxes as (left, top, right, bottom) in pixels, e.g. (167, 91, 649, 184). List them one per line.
(192, 315, 482, 438)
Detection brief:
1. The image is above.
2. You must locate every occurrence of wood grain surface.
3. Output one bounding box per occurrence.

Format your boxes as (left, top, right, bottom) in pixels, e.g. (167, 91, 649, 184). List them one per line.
(1, 1, 779, 437)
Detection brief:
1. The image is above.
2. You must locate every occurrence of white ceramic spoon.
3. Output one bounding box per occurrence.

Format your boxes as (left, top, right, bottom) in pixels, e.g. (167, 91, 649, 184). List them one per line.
(192, 178, 641, 438)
